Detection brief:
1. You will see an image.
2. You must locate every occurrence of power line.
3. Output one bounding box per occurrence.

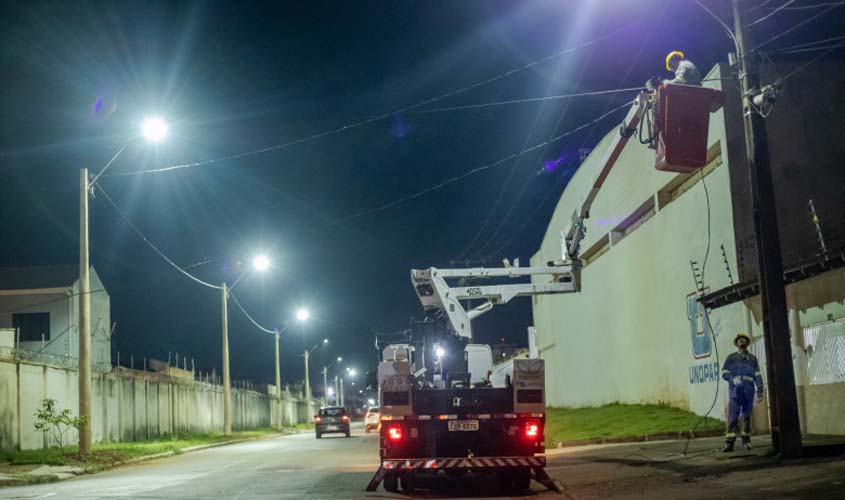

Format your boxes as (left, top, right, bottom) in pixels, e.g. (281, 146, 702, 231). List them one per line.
(693, 0, 739, 48)
(748, 0, 797, 26)
(758, 1, 845, 10)
(753, 3, 843, 50)
(413, 87, 643, 115)
(322, 100, 634, 229)
(781, 42, 844, 80)
(468, 46, 598, 261)
(109, 23, 639, 178)
(778, 42, 845, 54)
(228, 290, 276, 335)
(772, 34, 845, 52)
(93, 182, 223, 290)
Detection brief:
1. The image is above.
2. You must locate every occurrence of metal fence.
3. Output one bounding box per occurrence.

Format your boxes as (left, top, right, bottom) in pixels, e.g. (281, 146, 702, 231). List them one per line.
(0, 346, 112, 372)
(805, 319, 845, 385)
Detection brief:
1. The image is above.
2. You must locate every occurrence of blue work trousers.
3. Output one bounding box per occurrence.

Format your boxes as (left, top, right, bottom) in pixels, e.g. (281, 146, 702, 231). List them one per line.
(726, 383, 755, 443)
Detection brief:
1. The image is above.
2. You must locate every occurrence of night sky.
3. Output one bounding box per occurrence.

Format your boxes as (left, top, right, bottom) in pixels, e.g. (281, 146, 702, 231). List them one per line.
(1, 1, 840, 386)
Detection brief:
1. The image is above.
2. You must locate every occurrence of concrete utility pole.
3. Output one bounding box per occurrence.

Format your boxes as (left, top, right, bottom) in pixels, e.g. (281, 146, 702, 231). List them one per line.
(304, 349, 313, 421)
(732, 0, 802, 457)
(340, 376, 345, 408)
(275, 331, 282, 429)
(78, 169, 92, 455)
(334, 374, 339, 406)
(222, 283, 232, 436)
(322, 366, 328, 407)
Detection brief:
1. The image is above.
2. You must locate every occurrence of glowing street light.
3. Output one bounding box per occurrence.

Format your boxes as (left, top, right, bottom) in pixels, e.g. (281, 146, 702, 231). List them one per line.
(140, 116, 168, 142)
(296, 308, 310, 322)
(252, 254, 270, 272)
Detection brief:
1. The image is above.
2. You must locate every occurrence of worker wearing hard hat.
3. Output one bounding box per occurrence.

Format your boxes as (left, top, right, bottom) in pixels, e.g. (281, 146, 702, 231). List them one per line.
(721, 333, 764, 452)
(664, 50, 702, 86)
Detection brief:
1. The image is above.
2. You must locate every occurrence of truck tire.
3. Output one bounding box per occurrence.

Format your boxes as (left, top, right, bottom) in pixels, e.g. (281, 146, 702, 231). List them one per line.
(383, 472, 399, 493)
(497, 470, 514, 490)
(513, 468, 531, 491)
(316, 433, 322, 439)
(400, 472, 416, 493)
(345, 430, 351, 438)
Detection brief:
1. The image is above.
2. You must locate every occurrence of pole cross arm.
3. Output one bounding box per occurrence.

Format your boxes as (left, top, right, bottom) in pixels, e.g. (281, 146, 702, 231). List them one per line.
(411, 264, 578, 339)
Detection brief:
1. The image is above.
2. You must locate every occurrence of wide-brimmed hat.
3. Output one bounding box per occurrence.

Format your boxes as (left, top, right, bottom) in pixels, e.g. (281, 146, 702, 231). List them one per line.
(733, 333, 751, 346)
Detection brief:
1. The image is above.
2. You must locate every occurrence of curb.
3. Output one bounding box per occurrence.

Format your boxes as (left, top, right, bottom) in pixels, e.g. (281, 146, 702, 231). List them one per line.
(554, 428, 724, 449)
(0, 429, 308, 488)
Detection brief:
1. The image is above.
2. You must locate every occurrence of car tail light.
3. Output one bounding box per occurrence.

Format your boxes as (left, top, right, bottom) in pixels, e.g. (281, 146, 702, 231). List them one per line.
(524, 420, 540, 439)
(315, 416, 322, 423)
(387, 424, 402, 442)
(342, 415, 350, 423)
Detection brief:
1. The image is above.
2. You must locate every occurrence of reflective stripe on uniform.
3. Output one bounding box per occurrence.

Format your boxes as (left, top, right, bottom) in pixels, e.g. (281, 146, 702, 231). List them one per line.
(741, 376, 755, 382)
(725, 432, 736, 438)
(740, 431, 751, 437)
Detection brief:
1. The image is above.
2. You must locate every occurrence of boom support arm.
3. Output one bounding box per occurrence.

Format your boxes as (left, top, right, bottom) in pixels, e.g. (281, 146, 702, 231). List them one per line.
(563, 91, 651, 261)
(411, 263, 578, 339)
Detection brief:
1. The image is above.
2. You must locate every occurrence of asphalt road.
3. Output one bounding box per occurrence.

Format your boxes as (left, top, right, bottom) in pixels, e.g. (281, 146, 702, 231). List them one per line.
(0, 423, 559, 500)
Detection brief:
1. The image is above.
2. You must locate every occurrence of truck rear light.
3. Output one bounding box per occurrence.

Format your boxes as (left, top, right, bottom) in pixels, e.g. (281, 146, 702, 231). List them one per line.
(524, 420, 540, 439)
(342, 415, 350, 423)
(315, 416, 322, 423)
(387, 424, 403, 442)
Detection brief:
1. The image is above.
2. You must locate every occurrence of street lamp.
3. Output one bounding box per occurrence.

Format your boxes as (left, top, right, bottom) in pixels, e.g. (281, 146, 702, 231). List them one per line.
(78, 117, 168, 454)
(252, 254, 270, 272)
(296, 307, 310, 322)
(140, 116, 168, 142)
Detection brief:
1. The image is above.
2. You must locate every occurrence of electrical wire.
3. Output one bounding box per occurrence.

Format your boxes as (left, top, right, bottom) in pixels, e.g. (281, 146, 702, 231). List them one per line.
(745, 0, 778, 13)
(758, 1, 845, 10)
(753, 3, 843, 50)
(412, 87, 643, 115)
(748, 0, 797, 26)
(771, 34, 845, 52)
(692, 0, 739, 49)
(780, 43, 844, 80)
(109, 23, 639, 178)
(93, 182, 223, 290)
(228, 289, 277, 335)
(468, 47, 599, 261)
(0, 289, 107, 316)
(452, 48, 569, 263)
(322, 101, 634, 228)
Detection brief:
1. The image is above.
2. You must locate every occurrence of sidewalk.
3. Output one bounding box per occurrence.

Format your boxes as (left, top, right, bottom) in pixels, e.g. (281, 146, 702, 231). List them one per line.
(545, 435, 845, 499)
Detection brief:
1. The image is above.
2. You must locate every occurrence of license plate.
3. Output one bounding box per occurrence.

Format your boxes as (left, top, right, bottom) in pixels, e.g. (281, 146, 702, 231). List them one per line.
(326, 425, 338, 431)
(448, 420, 479, 432)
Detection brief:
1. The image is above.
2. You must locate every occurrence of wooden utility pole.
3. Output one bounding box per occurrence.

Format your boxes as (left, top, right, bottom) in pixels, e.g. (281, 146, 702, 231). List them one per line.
(304, 349, 313, 421)
(222, 282, 232, 436)
(78, 169, 92, 454)
(732, 0, 802, 457)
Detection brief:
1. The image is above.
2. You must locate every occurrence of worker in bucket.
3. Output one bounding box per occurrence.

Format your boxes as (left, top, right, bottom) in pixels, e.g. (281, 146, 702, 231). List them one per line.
(721, 333, 764, 452)
(665, 50, 702, 86)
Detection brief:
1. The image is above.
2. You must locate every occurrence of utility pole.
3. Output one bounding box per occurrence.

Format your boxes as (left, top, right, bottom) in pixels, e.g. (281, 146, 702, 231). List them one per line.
(275, 331, 282, 429)
(304, 349, 313, 421)
(322, 366, 328, 407)
(78, 169, 92, 455)
(340, 376, 345, 408)
(334, 374, 339, 406)
(222, 283, 232, 436)
(732, 0, 802, 457)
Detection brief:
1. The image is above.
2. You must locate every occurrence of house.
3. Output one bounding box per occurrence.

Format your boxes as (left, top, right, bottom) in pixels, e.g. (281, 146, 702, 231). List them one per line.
(0, 265, 111, 369)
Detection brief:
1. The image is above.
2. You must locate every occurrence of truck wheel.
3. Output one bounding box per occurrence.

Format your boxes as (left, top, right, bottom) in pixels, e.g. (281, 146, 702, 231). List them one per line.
(497, 470, 514, 490)
(513, 468, 531, 491)
(316, 433, 322, 439)
(400, 472, 416, 493)
(345, 430, 351, 438)
(383, 472, 399, 493)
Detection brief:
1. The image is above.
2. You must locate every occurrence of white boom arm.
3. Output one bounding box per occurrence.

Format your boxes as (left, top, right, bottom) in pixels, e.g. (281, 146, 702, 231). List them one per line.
(563, 90, 651, 260)
(411, 263, 578, 339)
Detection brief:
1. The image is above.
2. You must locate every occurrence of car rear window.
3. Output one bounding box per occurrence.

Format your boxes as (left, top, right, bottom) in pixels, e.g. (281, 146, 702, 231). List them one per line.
(320, 408, 345, 416)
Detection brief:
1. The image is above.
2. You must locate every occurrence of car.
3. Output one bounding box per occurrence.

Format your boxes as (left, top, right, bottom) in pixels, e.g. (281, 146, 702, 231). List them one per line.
(364, 407, 380, 433)
(315, 406, 350, 438)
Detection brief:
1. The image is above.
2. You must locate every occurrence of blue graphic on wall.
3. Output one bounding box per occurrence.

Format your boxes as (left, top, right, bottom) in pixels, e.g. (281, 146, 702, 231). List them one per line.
(688, 292, 720, 385)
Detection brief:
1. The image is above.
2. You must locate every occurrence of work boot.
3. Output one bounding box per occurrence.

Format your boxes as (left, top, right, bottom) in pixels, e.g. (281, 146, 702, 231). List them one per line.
(742, 439, 752, 450)
(722, 442, 734, 453)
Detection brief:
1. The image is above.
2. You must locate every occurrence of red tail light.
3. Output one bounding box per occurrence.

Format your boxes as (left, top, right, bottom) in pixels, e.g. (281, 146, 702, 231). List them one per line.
(387, 424, 402, 442)
(315, 416, 322, 423)
(342, 415, 350, 423)
(524, 420, 540, 439)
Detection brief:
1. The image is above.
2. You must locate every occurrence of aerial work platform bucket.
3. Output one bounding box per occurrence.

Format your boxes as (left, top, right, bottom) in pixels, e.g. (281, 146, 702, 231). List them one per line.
(654, 83, 727, 173)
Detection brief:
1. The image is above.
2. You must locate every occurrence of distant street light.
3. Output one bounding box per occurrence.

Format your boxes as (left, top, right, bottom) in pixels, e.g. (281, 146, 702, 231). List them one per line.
(296, 308, 310, 322)
(140, 116, 168, 142)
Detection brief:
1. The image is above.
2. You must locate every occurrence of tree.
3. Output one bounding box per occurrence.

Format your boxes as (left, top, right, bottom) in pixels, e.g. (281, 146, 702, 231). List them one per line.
(33, 399, 87, 452)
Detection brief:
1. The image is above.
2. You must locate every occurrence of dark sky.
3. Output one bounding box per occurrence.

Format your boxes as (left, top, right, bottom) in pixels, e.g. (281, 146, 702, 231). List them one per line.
(1, 0, 839, 386)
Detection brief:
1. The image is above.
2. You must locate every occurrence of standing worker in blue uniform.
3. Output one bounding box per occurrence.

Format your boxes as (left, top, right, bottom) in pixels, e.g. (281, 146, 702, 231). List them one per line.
(721, 333, 764, 452)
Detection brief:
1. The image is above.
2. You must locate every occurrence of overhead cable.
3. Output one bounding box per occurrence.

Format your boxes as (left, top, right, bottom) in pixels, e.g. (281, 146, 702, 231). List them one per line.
(781, 43, 844, 80)
(93, 182, 223, 290)
(748, 0, 797, 26)
(323, 100, 633, 228)
(753, 3, 843, 50)
(228, 290, 277, 335)
(772, 34, 845, 52)
(413, 87, 643, 115)
(108, 23, 639, 178)
(453, 44, 568, 263)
